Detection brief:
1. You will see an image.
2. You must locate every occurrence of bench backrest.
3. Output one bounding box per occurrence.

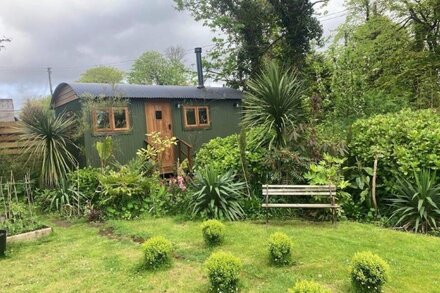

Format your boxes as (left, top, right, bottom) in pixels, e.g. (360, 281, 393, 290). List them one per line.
(262, 185, 336, 196)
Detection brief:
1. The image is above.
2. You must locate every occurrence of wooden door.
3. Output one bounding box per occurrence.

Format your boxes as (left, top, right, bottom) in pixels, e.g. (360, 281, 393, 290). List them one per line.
(145, 101, 174, 173)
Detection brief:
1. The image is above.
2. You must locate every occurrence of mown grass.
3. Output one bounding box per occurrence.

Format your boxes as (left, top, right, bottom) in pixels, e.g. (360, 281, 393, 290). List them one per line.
(1, 217, 440, 292)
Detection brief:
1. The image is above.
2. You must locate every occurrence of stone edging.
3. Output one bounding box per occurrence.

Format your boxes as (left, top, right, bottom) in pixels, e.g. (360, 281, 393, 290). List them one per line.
(7, 227, 53, 243)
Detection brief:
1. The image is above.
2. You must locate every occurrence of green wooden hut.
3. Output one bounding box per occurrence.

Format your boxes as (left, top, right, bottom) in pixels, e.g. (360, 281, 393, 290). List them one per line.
(51, 82, 242, 173)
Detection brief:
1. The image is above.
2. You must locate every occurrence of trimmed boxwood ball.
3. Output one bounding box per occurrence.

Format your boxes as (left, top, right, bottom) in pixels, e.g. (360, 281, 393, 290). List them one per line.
(142, 236, 173, 270)
(205, 251, 242, 292)
(268, 232, 292, 265)
(201, 219, 226, 246)
(288, 280, 331, 293)
(350, 251, 390, 292)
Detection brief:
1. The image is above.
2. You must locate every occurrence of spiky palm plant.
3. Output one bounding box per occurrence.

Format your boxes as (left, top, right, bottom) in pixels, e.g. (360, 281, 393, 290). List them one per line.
(190, 166, 245, 221)
(241, 61, 304, 149)
(389, 170, 440, 233)
(20, 100, 78, 188)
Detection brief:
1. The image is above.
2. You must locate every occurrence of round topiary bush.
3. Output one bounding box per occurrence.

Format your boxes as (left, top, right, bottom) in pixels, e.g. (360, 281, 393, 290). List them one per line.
(142, 236, 173, 270)
(205, 251, 242, 292)
(201, 219, 226, 246)
(288, 280, 331, 293)
(350, 251, 390, 292)
(268, 232, 292, 265)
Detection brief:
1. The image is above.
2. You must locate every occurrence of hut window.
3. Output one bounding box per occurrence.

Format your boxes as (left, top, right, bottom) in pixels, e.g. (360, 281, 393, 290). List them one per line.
(93, 107, 130, 133)
(183, 106, 210, 129)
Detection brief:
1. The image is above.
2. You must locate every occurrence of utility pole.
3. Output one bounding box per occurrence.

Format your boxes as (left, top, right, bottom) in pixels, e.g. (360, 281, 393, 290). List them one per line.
(47, 67, 53, 97)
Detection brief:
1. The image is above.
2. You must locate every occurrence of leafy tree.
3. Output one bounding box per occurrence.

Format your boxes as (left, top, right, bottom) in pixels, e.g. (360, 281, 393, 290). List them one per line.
(128, 50, 190, 85)
(78, 66, 124, 84)
(175, 0, 324, 88)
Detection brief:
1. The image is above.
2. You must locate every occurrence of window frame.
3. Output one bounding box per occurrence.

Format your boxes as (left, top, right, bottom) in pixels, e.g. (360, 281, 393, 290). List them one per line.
(182, 105, 211, 129)
(92, 106, 130, 133)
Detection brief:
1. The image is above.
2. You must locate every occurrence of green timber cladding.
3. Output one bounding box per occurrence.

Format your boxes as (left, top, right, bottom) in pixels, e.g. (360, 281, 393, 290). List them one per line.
(52, 82, 242, 170)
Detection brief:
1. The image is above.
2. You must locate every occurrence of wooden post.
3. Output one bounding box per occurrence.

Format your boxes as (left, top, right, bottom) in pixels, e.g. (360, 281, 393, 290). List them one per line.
(329, 185, 336, 224)
(372, 155, 378, 218)
(265, 184, 269, 225)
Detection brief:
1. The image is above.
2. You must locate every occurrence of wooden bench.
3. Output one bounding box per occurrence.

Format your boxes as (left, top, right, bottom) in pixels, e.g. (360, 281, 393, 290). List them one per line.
(261, 184, 340, 224)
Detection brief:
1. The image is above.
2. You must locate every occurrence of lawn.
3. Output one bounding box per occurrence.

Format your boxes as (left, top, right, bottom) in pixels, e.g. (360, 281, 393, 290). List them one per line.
(1, 217, 440, 292)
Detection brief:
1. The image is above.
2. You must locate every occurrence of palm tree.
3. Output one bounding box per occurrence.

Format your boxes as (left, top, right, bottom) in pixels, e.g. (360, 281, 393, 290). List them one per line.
(241, 61, 304, 149)
(20, 99, 78, 188)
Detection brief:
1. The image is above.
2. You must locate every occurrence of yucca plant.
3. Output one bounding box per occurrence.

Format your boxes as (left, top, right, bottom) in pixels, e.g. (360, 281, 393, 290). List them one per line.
(241, 61, 304, 149)
(388, 169, 440, 233)
(190, 166, 245, 221)
(20, 100, 78, 188)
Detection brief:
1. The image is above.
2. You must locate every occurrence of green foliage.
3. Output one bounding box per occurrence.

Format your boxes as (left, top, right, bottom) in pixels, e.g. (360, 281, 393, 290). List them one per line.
(350, 251, 389, 293)
(194, 130, 268, 184)
(242, 61, 304, 149)
(268, 232, 292, 266)
(142, 236, 173, 270)
(66, 167, 100, 199)
(288, 280, 331, 293)
(97, 166, 159, 219)
(128, 50, 190, 85)
(36, 186, 86, 217)
(190, 166, 245, 221)
(350, 109, 440, 186)
(201, 219, 225, 246)
(20, 99, 78, 188)
(389, 169, 440, 233)
(175, 0, 323, 88)
(305, 154, 349, 189)
(96, 137, 113, 169)
(77, 66, 124, 84)
(205, 251, 242, 293)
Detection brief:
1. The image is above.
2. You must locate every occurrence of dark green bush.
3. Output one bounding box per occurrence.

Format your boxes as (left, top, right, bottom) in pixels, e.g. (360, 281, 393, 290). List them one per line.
(268, 232, 292, 265)
(205, 251, 242, 292)
(201, 219, 225, 246)
(190, 166, 245, 221)
(350, 251, 389, 293)
(142, 236, 173, 270)
(288, 280, 331, 293)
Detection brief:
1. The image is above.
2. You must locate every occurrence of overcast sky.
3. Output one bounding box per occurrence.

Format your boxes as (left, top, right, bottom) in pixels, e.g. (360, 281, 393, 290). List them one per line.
(0, 0, 346, 109)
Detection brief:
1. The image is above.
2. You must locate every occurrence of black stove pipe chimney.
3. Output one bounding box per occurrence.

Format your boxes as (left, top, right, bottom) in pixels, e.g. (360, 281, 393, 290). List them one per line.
(195, 47, 204, 88)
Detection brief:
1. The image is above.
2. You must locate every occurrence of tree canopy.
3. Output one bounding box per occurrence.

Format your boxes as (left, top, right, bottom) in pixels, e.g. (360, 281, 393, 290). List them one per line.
(127, 49, 191, 86)
(175, 0, 324, 89)
(78, 66, 124, 84)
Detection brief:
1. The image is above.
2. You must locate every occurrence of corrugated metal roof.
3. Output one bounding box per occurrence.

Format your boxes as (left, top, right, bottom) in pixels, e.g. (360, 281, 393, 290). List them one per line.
(53, 82, 242, 101)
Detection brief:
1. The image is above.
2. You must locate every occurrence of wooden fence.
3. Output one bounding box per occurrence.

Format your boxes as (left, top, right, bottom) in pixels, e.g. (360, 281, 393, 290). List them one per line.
(0, 122, 24, 155)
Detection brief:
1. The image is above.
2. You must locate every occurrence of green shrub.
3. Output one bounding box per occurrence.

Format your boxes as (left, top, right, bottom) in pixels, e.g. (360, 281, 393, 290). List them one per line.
(97, 166, 160, 219)
(288, 280, 331, 293)
(268, 232, 292, 265)
(66, 167, 100, 200)
(201, 220, 225, 246)
(350, 251, 390, 293)
(205, 251, 242, 292)
(389, 169, 440, 233)
(190, 166, 245, 221)
(194, 130, 268, 194)
(142, 236, 173, 270)
(350, 109, 440, 184)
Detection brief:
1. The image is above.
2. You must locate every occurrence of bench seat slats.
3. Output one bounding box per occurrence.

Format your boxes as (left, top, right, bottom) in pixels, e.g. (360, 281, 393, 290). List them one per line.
(264, 191, 333, 196)
(263, 184, 336, 189)
(261, 204, 340, 208)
